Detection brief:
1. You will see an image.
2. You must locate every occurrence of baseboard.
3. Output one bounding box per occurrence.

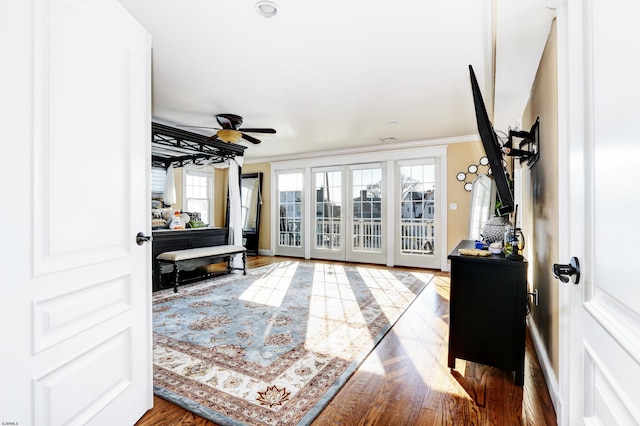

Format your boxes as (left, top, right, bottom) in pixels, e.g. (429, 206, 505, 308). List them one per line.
(527, 317, 561, 421)
(257, 248, 274, 256)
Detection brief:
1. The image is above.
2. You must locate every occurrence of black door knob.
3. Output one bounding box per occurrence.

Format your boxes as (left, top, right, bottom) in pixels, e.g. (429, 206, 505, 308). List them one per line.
(552, 257, 580, 284)
(136, 232, 152, 246)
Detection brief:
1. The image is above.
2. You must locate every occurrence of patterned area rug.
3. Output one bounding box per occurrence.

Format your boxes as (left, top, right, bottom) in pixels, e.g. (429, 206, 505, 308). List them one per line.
(152, 260, 433, 425)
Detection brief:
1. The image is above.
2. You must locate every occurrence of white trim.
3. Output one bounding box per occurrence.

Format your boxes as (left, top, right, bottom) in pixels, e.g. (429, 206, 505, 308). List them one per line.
(272, 146, 447, 172)
(527, 317, 562, 419)
(555, 3, 571, 425)
(269, 141, 450, 169)
(303, 167, 312, 259)
(397, 158, 436, 167)
(439, 153, 449, 272)
(349, 162, 382, 170)
(385, 160, 395, 267)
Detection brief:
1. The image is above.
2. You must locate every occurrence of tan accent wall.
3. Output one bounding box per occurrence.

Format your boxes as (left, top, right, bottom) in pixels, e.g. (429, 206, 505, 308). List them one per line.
(446, 140, 485, 254)
(521, 20, 559, 378)
(212, 167, 227, 227)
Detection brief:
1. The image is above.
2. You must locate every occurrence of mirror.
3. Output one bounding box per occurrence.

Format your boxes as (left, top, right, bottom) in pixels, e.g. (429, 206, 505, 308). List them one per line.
(468, 174, 496, 240)
(241, 173, 262, 255)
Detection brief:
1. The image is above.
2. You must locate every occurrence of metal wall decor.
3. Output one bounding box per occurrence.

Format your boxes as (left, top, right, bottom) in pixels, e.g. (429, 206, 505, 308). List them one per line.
(457, 156, 504, 191)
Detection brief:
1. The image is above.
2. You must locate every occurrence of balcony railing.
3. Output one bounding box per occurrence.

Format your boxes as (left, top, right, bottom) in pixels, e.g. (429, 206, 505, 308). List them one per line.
(352, 219, 382, 252)
(400, 219, 435, 254)
(311, 218, 435, 255)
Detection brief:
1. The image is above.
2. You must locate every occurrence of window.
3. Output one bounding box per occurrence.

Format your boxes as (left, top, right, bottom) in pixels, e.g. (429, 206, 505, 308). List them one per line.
(277, 172, 303, 248)
(183, 169, 213, 225)
(151, 167, 166, 198)
(398, 161, 436, 255)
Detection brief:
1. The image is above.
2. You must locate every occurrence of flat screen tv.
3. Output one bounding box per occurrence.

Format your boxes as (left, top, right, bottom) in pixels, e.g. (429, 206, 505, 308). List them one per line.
(468, 65, 514, 215)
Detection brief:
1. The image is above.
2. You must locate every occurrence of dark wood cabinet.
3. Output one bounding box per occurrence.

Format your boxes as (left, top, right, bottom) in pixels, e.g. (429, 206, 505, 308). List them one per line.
(447, 240, 528, 385)
(152, 227, 228, 291)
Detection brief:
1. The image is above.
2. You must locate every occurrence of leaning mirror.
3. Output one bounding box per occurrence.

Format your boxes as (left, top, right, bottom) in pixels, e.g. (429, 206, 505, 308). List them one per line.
(468, 174, 496, 240)
(241, 173, 262, 255)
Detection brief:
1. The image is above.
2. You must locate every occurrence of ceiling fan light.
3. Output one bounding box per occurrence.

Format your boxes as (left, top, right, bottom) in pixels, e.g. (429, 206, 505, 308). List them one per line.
(217, 129, 242, 143)
(255, 1, 278, 18)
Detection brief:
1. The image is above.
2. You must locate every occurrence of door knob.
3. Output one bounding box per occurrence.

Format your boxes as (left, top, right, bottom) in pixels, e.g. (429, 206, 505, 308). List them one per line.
(552, 257, 580, 284)
(136, 232, 152, 246)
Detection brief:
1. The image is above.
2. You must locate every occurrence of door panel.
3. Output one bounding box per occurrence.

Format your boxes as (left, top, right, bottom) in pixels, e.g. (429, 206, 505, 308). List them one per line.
(395, 159, 440, 269)
(311, 168, 345, 261)
(0, 0, 152, 424)
(561, 1, 640, 424)
(347, 164, 385, 264)
(275, 171, 305, 257)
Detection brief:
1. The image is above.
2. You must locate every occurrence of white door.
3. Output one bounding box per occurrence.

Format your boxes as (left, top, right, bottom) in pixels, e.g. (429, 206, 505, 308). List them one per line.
(0, 0, 152, 425)
(395, 159, 441, 269)
(559, 1, 640, 424)
(311, 167, 345, 261)
(346, 164, 386, 264)
(275, 171, 305, 257)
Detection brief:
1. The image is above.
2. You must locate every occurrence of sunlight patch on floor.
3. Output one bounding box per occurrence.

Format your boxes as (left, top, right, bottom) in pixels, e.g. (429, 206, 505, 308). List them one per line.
(238, 262, 296, 307)
(356, 350, 386, 375)
(305, 263, 371, 358)
(358, 267, 424, 322)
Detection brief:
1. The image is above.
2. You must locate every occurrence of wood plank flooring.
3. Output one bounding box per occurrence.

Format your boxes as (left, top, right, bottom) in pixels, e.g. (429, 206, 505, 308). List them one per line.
(137, 256, 557, 426)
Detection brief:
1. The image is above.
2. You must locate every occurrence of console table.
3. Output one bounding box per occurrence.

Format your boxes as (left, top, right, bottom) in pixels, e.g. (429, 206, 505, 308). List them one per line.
(152, 227, 229, 291)
(447, 239, 528, 385)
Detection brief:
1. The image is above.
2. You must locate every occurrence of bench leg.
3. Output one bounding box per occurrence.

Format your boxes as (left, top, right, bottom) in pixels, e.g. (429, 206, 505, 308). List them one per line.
(173, 265, 180, 293)
(242, 251, 247, 275)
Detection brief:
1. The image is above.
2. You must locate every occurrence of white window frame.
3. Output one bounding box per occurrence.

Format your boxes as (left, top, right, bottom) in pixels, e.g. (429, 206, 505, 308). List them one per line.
(182, 167, 214, 225)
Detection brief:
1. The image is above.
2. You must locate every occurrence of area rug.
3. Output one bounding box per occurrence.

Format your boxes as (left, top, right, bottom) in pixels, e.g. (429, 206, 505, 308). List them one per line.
(152, 260, 434, 426)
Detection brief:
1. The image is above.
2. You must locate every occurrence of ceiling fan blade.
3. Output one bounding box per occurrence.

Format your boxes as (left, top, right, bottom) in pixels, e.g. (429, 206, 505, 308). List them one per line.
(238, 128, 276, 134)
(216, 113, 243, 130)
(241, 133, 262, 144)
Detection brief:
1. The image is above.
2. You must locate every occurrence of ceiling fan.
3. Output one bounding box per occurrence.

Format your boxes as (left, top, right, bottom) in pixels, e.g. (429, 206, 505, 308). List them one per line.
(181, 113, 276, 144)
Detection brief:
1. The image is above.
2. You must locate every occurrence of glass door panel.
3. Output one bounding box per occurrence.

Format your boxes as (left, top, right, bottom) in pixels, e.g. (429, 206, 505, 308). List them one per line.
(275, 172, 304, 257)
(396, 160, 440, 268)
(311, 169, 344, 260)
(347, 165, 385, 264)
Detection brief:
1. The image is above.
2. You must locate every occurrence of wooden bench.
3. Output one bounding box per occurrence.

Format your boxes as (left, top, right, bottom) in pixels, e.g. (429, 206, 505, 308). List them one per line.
(156, 245, 247, 292)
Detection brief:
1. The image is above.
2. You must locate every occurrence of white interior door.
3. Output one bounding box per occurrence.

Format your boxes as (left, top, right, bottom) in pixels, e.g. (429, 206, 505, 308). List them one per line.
(0, 0, 152, 424)
(559, 1, 640, 424)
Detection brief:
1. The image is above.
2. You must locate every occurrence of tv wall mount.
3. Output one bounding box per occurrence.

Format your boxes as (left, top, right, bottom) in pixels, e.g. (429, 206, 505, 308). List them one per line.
(501, 117, 540, 168)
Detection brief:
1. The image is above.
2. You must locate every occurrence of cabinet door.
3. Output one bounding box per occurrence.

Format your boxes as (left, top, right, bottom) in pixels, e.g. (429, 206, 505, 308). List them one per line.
(449, 259, 527, 374)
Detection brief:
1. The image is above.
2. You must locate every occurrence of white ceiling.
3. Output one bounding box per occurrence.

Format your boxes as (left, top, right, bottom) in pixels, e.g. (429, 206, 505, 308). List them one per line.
(116, 0, 554, 162)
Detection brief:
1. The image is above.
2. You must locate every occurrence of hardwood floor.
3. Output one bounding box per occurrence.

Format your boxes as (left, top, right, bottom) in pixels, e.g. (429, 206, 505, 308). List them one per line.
(137, 256, 557, 426)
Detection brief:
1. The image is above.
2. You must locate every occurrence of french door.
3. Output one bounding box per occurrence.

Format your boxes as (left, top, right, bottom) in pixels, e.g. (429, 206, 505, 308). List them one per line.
(275, 171, 304, 257)
(347, 164, 386, 264)
(273, 148, 445, 269)
(311, 167, 344, 261)
(310, 164, 386, 264)
(395, 159, 441, 269)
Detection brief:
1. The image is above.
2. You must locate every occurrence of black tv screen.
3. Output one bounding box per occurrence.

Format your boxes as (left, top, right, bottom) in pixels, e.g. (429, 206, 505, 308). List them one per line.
(468, 65, 514, 215)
